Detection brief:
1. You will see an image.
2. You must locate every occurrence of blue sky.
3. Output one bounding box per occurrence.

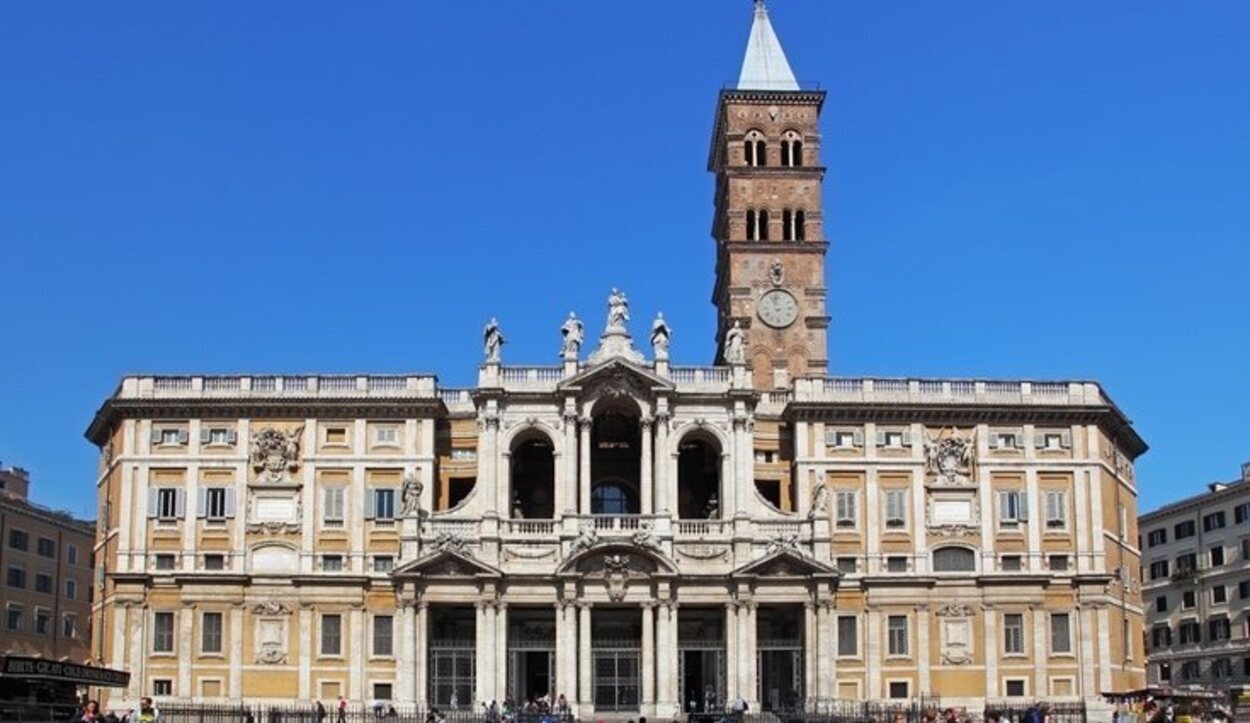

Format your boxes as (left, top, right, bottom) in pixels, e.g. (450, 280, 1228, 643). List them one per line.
(1, 2, 1246, 516)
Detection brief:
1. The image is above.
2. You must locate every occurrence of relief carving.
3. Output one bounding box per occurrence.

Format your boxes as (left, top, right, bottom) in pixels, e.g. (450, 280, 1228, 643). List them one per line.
(250, 425, 304, 484)
(924, 428, 976, 486)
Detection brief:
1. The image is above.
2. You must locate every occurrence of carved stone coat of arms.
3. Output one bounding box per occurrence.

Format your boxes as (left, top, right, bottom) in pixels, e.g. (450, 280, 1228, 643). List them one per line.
(250, 425, 304, 484)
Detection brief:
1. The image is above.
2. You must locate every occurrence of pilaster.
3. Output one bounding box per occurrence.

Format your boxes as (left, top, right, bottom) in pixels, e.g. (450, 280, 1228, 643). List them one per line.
(641, 601, 656, 714)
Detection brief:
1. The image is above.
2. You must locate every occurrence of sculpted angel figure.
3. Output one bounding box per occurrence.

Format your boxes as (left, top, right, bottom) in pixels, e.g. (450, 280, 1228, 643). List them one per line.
(650, 313, 672, 358)
(570, 519, 599, 553)
(724, 320, 746, 364)
(606, 288, 630, 331)
(560, 312, 585, 356)
(483, 317, 505, 362)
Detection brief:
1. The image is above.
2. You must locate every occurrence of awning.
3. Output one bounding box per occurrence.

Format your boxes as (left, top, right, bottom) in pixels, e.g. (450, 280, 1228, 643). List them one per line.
(0, 656, 130, 687)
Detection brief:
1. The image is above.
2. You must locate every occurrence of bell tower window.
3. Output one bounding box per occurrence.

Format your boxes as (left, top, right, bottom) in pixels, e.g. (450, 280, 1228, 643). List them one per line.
(783, 209, 807, 241)
(746, 209, 771, 242)
(744, 130, 767, 167)
(781, 130, 803, 167)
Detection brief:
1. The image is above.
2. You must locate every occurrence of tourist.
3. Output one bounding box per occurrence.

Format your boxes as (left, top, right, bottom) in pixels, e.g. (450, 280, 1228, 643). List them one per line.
(127, 697, 162, 723)
(336, 695, 348, 723)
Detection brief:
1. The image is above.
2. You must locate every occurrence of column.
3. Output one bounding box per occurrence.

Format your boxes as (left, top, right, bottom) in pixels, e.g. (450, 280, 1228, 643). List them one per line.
(654, 410, 670, 514)
(983, 608, 999, 697)
(640, 419, 654, 515)
(398, 603, 416, 703)
(475, 602, 490, 706)
(495, 604, 509, 703)
(579, 418, 592, 514)
(641, 602, 656, 712)
(1025, 469, 1043, 572)
(744, 603, 759, 708)
(349, 607, 365, 700)
(555, 602, 575, 704)
(415, 603, 430, 708)
(916, 605, 931, 696)
(865, 609, 882, 699)
(724, 603, 738, 701)
(803, 603, 817, 702)
(229, 605, 244, 699)
(1031, 608, 1047, 696)
(655, 601, 677, 717)
(299, 606, 313, 700)
(578, 603, 592, 711)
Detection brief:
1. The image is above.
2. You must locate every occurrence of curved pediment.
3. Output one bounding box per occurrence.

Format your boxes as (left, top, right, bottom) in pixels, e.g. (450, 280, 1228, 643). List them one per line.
(392, 548, 501, 579)
(732, 547, 838, 580)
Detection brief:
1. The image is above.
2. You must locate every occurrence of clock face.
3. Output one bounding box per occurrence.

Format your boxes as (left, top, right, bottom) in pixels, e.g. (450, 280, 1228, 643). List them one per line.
(757, 289, 799, 329)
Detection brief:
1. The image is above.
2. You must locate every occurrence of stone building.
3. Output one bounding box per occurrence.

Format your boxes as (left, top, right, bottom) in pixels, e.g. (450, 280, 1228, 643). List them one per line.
(0, 464, 96, 663)
(1141, 462, 1250, 689)
(84, 1, 1147, 714)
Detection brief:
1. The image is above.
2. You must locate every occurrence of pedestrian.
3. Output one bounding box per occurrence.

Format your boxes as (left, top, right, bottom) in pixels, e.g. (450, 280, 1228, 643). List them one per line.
(127, 697, 162, 723)
(337, 695, 348, 723)
(315, 701, 326, 723)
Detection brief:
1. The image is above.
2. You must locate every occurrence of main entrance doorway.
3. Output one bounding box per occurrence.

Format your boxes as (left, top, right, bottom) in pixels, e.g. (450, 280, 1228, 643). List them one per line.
(678, 608, 726, 714)
(592, 608, 641, 712)
(757, 605, 804, 711)
(506, 608, 556, 704)
(427, 605, 476, 709)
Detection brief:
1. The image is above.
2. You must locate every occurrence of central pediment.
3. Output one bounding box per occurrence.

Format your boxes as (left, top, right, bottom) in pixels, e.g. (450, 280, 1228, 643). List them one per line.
(558, 358, 674, 398)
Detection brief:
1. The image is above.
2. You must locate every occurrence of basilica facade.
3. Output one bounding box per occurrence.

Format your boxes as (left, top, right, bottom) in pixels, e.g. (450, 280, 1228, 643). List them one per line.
(85, 2, 1147, 715)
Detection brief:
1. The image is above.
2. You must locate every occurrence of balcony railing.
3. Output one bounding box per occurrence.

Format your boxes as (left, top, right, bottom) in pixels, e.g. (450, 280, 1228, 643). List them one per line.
(504, 519, 558, 537)
(675, 519, 730, 538)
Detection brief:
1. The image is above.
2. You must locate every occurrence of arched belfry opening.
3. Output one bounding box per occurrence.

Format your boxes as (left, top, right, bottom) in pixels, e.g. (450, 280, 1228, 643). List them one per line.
(590, 403, 641, 515)
(677, 434, 721, 519)
(510, 432, 555, 519)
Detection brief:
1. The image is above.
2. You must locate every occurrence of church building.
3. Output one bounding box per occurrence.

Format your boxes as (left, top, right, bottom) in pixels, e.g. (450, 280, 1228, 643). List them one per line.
(85, 2, 1147, 715)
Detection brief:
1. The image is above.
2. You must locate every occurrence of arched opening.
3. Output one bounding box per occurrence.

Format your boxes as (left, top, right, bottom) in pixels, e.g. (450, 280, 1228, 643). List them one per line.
(590, 406, 641, 515)
(932, 546, 977, 573)
(782, 209, 794, 241)
(758, 209, 770, 241)
(795, 209, 806, 241)
(744, 130, 767, 167)
(746, 209, 758, 241)
(781, 131, 803, 167)
(677, 435, 721, 519)
(510, 434, 555, 519)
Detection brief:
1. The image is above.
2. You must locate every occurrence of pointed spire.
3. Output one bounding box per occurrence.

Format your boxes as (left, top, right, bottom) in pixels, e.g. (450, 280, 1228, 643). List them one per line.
(737, 0, 800, 91)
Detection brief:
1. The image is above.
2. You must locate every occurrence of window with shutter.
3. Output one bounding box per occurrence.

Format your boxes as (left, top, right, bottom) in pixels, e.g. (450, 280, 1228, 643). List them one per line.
(323, 487, 345, 526)
(1045, 491, 1067, 528)
(1050, 613, 1072, 654)
(835, 491, 857, 526)
(887, 616, 909, 656)
(374, 488, 396, 521)
(1003, 613, 1025, 655)
(837, 616, 858, 657)
(884, 490, 906, 528)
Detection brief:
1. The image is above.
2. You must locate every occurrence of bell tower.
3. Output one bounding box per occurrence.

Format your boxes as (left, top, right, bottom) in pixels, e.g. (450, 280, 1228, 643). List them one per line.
(710, 0, 829, 389)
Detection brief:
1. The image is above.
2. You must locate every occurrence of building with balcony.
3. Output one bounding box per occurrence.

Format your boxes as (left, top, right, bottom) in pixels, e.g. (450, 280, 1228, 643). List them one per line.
(83, 1, 1147, 715)
(0, 464, 96, 664)
(1141, 462, 1250, 689)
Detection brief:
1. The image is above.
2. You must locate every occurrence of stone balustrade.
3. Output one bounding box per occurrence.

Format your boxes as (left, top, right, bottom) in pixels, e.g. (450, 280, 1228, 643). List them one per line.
(120, 374, 438, 399)
(792, 377, 1109, 407)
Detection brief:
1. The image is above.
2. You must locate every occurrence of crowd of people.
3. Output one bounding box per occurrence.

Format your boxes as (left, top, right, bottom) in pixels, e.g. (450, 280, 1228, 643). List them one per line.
(69, 696, 163, 723)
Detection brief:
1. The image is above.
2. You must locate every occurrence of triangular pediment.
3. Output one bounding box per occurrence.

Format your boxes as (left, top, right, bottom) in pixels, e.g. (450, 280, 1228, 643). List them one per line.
(558, 358, 673, 395)
(732, 547, 837, 579)
(392, 548, 501, 579)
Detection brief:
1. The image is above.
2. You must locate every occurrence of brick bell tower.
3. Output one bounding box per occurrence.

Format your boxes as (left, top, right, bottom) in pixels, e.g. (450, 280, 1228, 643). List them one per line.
(710, 0, 829, 389)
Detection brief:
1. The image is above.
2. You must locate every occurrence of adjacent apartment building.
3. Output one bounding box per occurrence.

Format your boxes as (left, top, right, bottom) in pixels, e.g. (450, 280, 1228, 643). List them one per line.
(84, 2, 1148, 715)
(0, 464, 96, 663)
(1142, 462, 1250, 689)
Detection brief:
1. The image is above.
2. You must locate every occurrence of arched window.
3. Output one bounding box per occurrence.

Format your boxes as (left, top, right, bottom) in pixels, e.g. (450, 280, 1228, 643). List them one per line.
(510, 436, 555, 519)
(746, 209, 758, 241)
(795, 210, 806, 241)
(758, 209, 770, 241)
(932, 546, 977, 573)
(591, 482, 636, 515)
(677, 436, 721, 519)
(744, 130, 767, 167)
(781, 130, 803, 167)
(590, 405, 641, 515)
(782, 209, 794, 241)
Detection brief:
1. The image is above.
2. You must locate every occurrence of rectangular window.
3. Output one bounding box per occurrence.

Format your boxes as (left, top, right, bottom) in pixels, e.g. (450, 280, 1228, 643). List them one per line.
(36, 537, 55, 558)
(1039, 431, 1068, 451)
(153, 612, 175, 653)
(1211, 545, 1226, 567)
(8, 529, 28, 551)
(35, 609, 51, 635)
(35, 573, 53, 594)
(1209, 616, 1231, 641)
(1048, 554, 1069, 572)
(993, 432, 1020, 450)
(373, 556, 394, 573)
(154, 554, 176, 571)
(322, 555, 343, 572)
(1175, 520, 1196, 539)
(1182, 590, 1196, 609)
(1149, 560, 1169, 580)
(372, 488, 396, 521)
(1214, 659, 1232, 679)
(1004, 613, 1025, 655)
(886, 556, 908, 573)
(832, 430, 860, 449)
(323, 486, 345, 526)
(324, 427, 348, 445)
(888, 681, 909, 699)
(1178, 620, 1200, 644)
(1001, 555, 1022, 572)
(1176, 553, 1197, 573)
(837, 616, 858, 657)
(1044, 491, 1067, 528)
(62, 614, 77, 639)
(204, 554, 225, 571)
(7, 566, 26, 588)
(1181, 661, 1199, 681)
(373, 615, 394, 657)
(1242, 539, 1250, 561)
(1146, 529, 1167, 547)
(1156, 595, 1168, 613)
(65, 578, 77, 600)
(880, 430, 906, 448)
(203, 487, 229, 520)
(157, 427, 184, 446)
(202, 612, 223, 654)
(834, 491, 857, 527)
(887, 615, 908, 656)
(373, 683, 393, 701)
(836, 557, 858, 574)
(1151, 625, 1172, 649)
(6, 607, 22, 631)
(999, 491, 1027, 526)
(1240, 581, 1250, 600)
(207, 427, 234, 446)
(1050, 613, 1072, 654)
(1213, 585, 1228, 604)
(1205, 511, 1227, 532)
(884, 489, 907, 528)
(373, 425, 399, 446)
(321, 614, 343, 656)
(1005, 680, 1026, 697)
(67, 545, 78, 565)
(1237, 504, 1250, 524)
(155, 488, 181, 520)
(153, 680, 173, 696)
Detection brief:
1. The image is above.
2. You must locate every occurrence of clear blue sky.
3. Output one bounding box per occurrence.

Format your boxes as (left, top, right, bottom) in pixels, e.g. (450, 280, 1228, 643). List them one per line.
(1, 2, 1246, 517)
